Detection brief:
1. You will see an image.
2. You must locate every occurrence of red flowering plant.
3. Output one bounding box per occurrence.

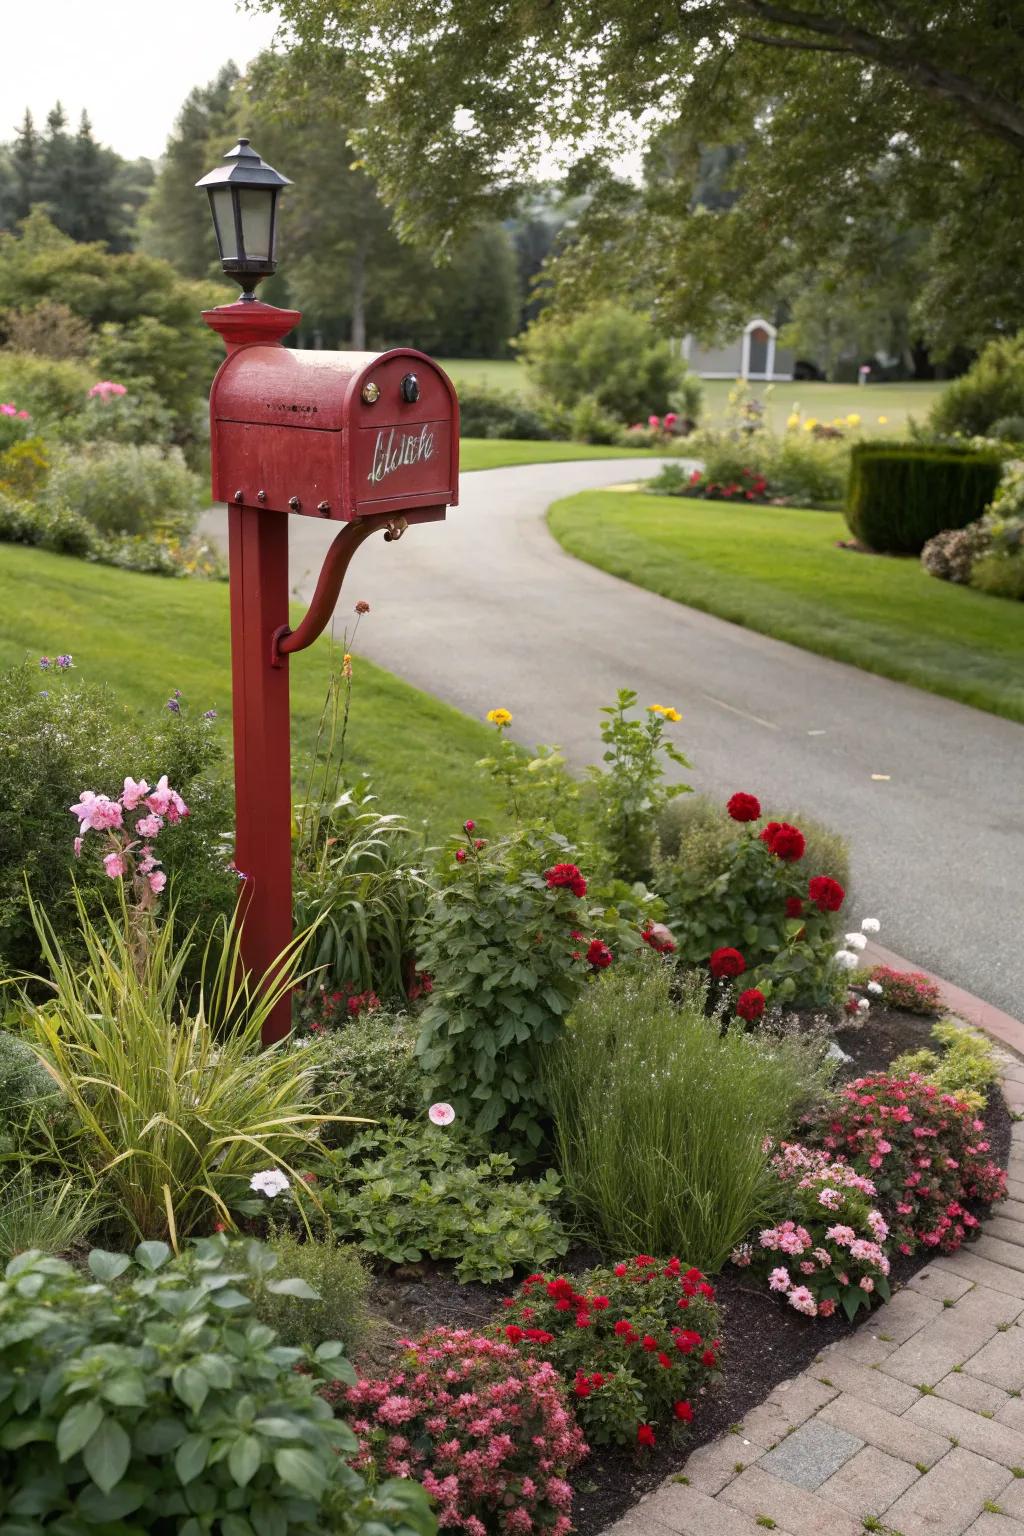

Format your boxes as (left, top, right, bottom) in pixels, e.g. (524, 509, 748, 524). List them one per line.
(492, 1256, 721, 1449)
(294, 981, 382, 1036)
(343, 1328, 586, 1535)
(810, 1073, 1007, 1256)
(732, 1142, 892, 1321)
(656, 791, 849, 1009)
(868, 966, 943, 1016)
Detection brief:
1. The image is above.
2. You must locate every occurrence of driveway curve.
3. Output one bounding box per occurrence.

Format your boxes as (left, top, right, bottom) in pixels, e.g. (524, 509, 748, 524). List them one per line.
(204, 459, 1024, 1016)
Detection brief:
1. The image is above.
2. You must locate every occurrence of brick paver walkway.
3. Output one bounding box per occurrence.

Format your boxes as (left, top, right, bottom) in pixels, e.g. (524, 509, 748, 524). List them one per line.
(610, 1062, 1024, 1536)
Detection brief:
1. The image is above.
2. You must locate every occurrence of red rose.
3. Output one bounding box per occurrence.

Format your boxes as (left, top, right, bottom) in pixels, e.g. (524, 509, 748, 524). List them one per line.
(592, 1295, 610, 1309)
(785, 896, 804, 918)
(701, 1349, 718, 1367)
(674, 1401, 694, 1423)
(736, 988, 766, 1022)
(637, 1425, 656, 1448)
(641, 923, 677, 955)
(727, 792, 761, 823)
(710, 946, 746, 979)
(545, 863, 587, 898)
(505, 1325, 524, 1342)
(587, 938, 613, 969)
(641, 1335, 658, 1352)
(613, 1319, 634, 1337)
(764, 821, 806, 861)
(574, 1373, 591, 1397)
(759, 821, 781, 847)
(808, 875, 846, 912)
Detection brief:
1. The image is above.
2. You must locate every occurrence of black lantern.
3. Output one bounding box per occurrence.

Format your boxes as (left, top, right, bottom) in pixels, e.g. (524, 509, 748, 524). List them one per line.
(196, 140, 291, 300)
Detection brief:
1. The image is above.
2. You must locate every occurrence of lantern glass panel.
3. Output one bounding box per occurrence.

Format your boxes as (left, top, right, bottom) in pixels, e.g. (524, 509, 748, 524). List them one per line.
(210, 188, 238, 261)
(238, 187, 274, 262)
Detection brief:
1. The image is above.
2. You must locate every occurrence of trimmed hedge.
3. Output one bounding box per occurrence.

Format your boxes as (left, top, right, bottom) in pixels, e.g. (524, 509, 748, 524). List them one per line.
(845, 443, 1004, 555)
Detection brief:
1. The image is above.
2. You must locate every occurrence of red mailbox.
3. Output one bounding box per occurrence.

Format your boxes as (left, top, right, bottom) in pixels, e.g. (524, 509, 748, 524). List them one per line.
(202, 298, 459, 1042)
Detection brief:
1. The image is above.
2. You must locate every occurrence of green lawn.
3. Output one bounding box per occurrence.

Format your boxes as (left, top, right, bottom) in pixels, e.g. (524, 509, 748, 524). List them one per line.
(0, 545, 506, 834)
(439, 358, 525, 393)
(549, 491, 1024, 722)
(461, 438, 662, 471)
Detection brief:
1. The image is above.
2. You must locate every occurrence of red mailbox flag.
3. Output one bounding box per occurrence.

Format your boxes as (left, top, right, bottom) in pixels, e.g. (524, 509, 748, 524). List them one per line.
(203, 298, 459, 1042)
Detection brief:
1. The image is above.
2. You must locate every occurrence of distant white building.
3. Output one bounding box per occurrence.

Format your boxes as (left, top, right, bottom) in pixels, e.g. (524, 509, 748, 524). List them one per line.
(680, 318, 797, 382)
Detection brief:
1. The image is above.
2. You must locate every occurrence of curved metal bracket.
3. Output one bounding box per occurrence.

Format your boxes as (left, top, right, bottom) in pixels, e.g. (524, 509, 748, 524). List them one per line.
(271, 515, 408, 667)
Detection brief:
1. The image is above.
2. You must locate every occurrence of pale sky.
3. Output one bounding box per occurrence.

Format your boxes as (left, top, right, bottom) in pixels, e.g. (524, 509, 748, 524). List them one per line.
(1, 0, 283, 161)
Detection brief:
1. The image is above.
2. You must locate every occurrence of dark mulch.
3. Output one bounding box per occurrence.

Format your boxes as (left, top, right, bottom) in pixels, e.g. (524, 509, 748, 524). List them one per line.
(352, 1004, 1012, 1535)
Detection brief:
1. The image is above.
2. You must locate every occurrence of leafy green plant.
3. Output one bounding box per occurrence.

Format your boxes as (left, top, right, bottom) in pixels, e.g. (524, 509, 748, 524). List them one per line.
(929, 332, 1024, 437)
(415, 826, 596, 1154)
(44, 442, 200, 537)
(0, 1237, 436, 1536)
(251, 1228, 371, 1353)
(0, 1025, 65, 1151)
(496, 1257, 721, 1447)
(544, 959, 834, 1272)
(0, 1169, 102, 1263)
(304, 1009, 426, 1139)
(317, 1120, 568, 1282)
(845, 443, 1003, 555)
(588, 688, 691, 882)
(14, 895, 339, 1245)
(890, 1019, 1001, 1110)
(0, 486, 100, 556)
(456, 385, 551, 440)
(519, 301, 689, 426)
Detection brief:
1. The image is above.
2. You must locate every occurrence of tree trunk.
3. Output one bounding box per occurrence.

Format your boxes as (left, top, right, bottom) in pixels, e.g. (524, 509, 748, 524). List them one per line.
(350, 234, 368, 350)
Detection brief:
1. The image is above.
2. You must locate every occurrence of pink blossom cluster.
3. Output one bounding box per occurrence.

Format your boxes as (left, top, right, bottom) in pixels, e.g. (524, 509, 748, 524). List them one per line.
(70, 774, 188, 903)
(0, 402, 30, 419)
(344, 1328, 586, 1533)
(88, 379, 127, 400)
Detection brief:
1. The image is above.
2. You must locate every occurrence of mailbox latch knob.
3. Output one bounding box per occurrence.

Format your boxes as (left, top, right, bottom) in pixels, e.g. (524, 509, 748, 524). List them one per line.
(361, 381, 380, 404)
(289, 496, 301, 512)
(233, 489, 244, 504)
(400, 372, 420, 403)
(317, 500, 331, 516)
(257, 489, 267, 503)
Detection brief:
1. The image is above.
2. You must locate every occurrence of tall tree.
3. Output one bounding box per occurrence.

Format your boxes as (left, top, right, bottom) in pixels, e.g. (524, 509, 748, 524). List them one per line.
(257, 0, 1024, 351)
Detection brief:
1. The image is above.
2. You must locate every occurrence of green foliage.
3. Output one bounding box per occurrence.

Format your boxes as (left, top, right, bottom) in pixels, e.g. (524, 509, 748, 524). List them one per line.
(991, 416, 1024, 444)
(519, 302, 688, 426)
(0, 435, 49, 499)
(415, 827, 592, 1154)
(45, 442, 200, 537)
(318, 1120, 568, 1281)
(0, 662, 236, 980)
(567, 393, 624, 445)
(891, 1019, 1001, 1110)
(306, 1010, 426, 1138)
(766, 431, 849, 507)
(845, 443, 1004, 555)
(0, 350, 94, 423)
(0, 1237, 436, 1536)
(929, 334, 1024, 438)
(588, 689, 691, 882)
(0, 1169, 101, 1263)
(14, 897, 334, 1244)
(653, 794, 850, 1006)
(251, 1228, 371, 1353)
(0, 487, 99, 557)
(456, 385, 551, 440)
(0, 1027, 65, 1154)
(545, 960, 835, 1272)
(972, 551, 1024, 600)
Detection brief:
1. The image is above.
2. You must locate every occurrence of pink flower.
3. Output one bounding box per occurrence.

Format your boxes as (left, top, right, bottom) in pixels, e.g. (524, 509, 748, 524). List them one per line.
(787, 1286, 817, 1317)
(138, 846, 158, 875)
(429, 1102, 456, 1125)
(768, 1267, 790, 1292)
(826, 1225, 856, 1247)
(70, 791, 123, 833)
(818, 1298, 837, 1317)
(145, 775, 188, 822)
(121, 777, 150, 810)
(648, 415, 660, 428)
(103, 851, 126, 879)
(73, 836, 82, 857)
(148, 871, 167, 895)
(135, 813, 163, 838)
(860, 1276, 875, 1293)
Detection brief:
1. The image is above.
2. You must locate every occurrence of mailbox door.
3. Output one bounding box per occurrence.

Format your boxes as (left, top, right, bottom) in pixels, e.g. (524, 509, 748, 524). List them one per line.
(347, 352, 459, 518)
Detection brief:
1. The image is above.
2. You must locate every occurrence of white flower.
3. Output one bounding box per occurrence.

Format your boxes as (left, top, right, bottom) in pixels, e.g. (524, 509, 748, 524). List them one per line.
(250, 1168, 290, 1198)
(857, 997, 871, 1012)
(428, 1102, 456, 1126)
(867, 980, 883, 995)
(834, 950, 859, 971)
(861, 918, 881, 933)
(844, 932, 868, 951)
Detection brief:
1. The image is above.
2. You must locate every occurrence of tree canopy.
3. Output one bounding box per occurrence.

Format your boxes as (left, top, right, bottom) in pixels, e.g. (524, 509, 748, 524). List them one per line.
(255, 0, 1024, 351)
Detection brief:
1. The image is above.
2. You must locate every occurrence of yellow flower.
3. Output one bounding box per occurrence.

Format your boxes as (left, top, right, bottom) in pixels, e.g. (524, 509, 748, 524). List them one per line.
(786, 412, 800, 429)
(649, 704, 681, 722)
(803, 417, 819, 432)
(647, 704, 667, 715)
(486, 707, 513, 727)
(846, 413, 861, 427)
(877, 415, 889, 424)
(661, 707, 682, 723)
(342, 652, 353, 678)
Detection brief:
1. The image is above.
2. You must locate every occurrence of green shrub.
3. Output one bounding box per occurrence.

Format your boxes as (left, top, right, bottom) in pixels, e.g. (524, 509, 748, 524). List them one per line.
(544, 960, 834, 1271)
(765, 430, 848, 506)
(0, 1027, 65, 1152)
(519, 301, 689, 425)
(921, 521, 991, 584)
(990, 414, 1024, 443)
(0, 663, 236, 980)
(0, 1238, 436, 1536)
(456, 385, 551, 440)
(45, 442, 200, 536)
(0, 486, 100, 556)
(0, 1169, 101, 1262)
(929, 332, 1024, 437)
(587, 687, 691, 883)
(653, 793, 850, 1007)
(415, 827, 593, 1155)
(0, 351, 94, 423)
(251, 1228, 371, 1353)
(318, 1121, 568, 1282)
(972, 550, 1024, 599)
(0, 435, 49, 498)
(845, 443, 1004, 555)
(568, 392, 623, 444)
(890, 1019, 1001, 1111)
(306, 1010, 426, 1138)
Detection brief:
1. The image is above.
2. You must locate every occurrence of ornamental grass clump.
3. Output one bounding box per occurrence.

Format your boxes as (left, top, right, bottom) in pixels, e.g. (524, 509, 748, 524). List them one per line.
(494, 1256, 720, 1449)
(811, 1073, 1007, 1255)
(733, 1143, 891, 1321)
(345, 1327, 587, 1535)
(544, 959, 835, 1272)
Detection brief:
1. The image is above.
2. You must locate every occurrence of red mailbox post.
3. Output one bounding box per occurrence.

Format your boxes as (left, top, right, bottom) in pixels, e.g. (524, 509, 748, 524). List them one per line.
(202, 296, 459, 1042)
